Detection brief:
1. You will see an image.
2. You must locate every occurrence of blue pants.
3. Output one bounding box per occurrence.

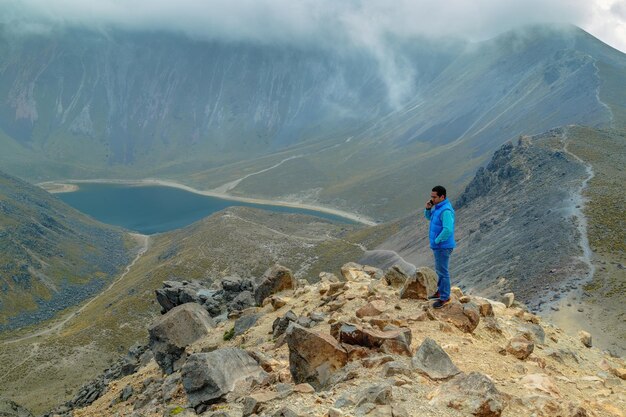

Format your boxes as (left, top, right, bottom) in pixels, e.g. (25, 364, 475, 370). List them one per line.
(432, 248, 453, 301)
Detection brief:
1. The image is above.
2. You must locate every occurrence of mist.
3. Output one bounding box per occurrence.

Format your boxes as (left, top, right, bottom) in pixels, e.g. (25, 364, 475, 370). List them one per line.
(1, 0, 624, 106)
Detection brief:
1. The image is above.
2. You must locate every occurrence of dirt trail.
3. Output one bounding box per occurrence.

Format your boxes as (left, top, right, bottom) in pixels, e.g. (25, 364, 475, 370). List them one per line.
(2, 234, 150, 345)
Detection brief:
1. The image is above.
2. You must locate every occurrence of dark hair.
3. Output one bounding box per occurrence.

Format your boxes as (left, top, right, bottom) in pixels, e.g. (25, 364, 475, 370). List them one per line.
(432, 185, 447, 197)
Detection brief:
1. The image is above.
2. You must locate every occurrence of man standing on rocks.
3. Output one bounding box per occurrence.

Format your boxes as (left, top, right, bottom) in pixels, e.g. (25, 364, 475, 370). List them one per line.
(424, 185, 456, 308)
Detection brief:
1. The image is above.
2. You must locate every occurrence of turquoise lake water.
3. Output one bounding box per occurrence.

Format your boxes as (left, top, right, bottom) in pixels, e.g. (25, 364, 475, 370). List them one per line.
(58, 183, 356, 234)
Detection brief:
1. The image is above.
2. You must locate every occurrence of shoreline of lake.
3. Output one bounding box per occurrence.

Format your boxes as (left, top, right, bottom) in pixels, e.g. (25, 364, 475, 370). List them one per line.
(37, 178, 377, 226)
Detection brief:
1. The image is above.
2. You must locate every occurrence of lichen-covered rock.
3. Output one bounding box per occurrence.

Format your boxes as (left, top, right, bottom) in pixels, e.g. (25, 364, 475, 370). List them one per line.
(340, 262, 370, 282)
(182, 348, 268, 411)
(149, 303, 215, 374)
(285, 323, 348, 390)
(399, 267, 438, 300)
(383, 265, 409, 288)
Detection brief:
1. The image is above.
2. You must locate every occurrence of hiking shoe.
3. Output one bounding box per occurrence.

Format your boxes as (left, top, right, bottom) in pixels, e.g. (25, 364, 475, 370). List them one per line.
(427, 291, 441, 300)
(433, 299, 450, 309)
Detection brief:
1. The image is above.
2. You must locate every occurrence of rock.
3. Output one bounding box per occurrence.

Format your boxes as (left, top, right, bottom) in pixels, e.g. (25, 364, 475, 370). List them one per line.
(293, 383, 315, 393)
(155, 280, 210, 313)
(181, 348, 268, 410)
(476, 300, 495, 317)
(319, 272, 340, 283)
(242, 392, 278, 416)
(341, 262, 371, 282)
(356, 300, 387, 318)
(610, 367, 626, 380)
(399, 267, 437, 300)
(327, 407, 344, 417)
(272, 310, 298, 339)
(451, 286, 464, 298)
(332, 322, 412, 356)
(579, 330, 592, 348)
(272, 407, 301, 417)
(506, 337, 534, 360)
(430, 372, 506, 416)
(432, 301, 480, 333)
(162, 373, 181, 402)
(412, 337, 460, 380)
(520, 396, 588, 417)
(0, 399, 33, 417)
(520, 374, 561, 398)
(286, 323, 348, 390)
(501, 293, 515, 307)
(363, 266, 384, 279)
(234, 312, 262, 336)
(228, 291, 256, 313)
(382, 361, 412, 377)
(325, 282, 347, 297)
(382, 266, 409, 288)
(356, 384, 393, 406)
(120, 384, 134, 401)
(270, 296, 288, 310)
(148, 303, 215, 374)
(515, 323, 545, 345)
(254, 265, 296, 306)
(309, 311, 326, 322)
(362, 355, 395, 368)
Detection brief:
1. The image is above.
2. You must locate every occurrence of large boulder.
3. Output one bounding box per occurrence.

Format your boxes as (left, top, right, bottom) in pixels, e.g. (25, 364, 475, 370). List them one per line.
(412, 338, 460, 380)
(0, 399, 33, 417)
(149, 303, 215, 374)
(433, 301, 480, 333)
(254, 265, 296, 306)
(399, 267, 438, 300)
(331, 322, 412, 356)
(286, 323, 348, 390)
(430, 372, 506, 416)
(182, 348, 268, 411)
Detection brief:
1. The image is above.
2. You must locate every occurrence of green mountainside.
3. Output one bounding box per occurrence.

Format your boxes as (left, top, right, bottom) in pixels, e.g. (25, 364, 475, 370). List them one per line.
(0, 170, 135, 330)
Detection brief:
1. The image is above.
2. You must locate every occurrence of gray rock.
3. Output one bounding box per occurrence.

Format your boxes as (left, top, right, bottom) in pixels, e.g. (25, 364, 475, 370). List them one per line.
(501, 293, 515, 308)
(412, 337, 460, 380)
(254, 265, 296, 306)
(228, 291, 256, 313)
(149, 303, 215, 374)
(182, 348, 268, 411)
(356, 383, 393, 406)
(382, 361, 412, 377)
(120, 385, 133, 401)
(272, 310, 298, 339)
(0, 399, 33, 417)
(161, 373, 181, 402)
(234, 312, 262, 336)
(430, 372, 506, 416)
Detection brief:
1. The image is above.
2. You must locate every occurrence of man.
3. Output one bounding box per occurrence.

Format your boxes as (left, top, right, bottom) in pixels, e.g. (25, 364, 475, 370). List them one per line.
(424, 185, 456, 308)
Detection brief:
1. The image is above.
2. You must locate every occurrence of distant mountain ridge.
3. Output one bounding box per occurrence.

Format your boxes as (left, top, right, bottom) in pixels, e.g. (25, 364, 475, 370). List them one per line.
(0, 25, 625, 221)
(0, 170, 134, 330)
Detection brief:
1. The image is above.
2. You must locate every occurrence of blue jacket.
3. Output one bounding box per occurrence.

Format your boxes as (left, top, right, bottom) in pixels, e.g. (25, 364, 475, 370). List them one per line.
(424, 198, 456, 249)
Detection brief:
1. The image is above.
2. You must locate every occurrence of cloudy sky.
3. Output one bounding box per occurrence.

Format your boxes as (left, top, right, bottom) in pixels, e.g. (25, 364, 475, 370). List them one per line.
(1, 0, 625, 53)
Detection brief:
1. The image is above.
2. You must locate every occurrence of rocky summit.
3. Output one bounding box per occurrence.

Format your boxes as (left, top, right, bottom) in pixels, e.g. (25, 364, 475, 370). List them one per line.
(37, 262, 625, 417)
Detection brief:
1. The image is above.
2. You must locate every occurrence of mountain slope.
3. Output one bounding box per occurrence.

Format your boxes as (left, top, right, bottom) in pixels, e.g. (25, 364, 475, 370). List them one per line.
(0, 206, 394, 414)
(0, 170, 135, 330)
(1, 25, 624, 221)
(369, 126, 626, 355)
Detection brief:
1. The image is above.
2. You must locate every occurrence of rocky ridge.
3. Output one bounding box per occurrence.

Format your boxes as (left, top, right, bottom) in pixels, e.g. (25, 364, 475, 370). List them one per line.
(35, 262, 625, 417)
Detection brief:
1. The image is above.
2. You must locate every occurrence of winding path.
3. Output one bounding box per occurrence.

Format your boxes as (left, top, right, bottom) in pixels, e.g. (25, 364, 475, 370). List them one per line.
(562, 128, 596, 284)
